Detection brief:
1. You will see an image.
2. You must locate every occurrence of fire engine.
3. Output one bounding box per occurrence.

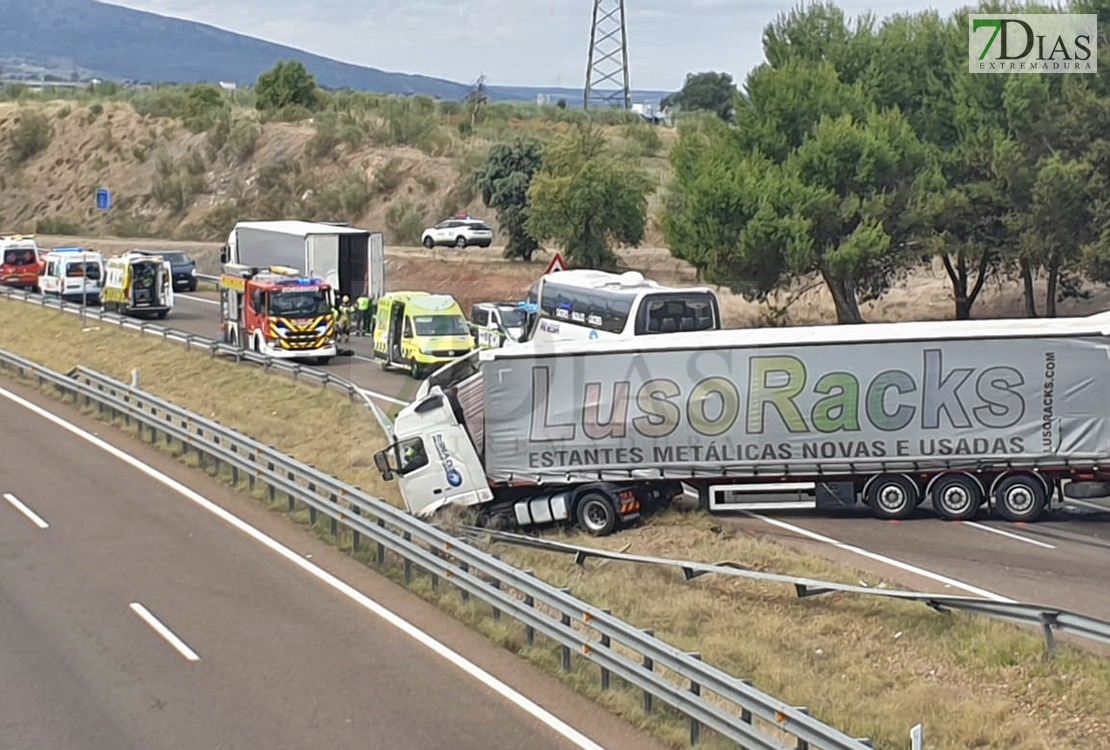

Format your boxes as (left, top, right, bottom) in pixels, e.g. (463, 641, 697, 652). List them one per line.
(218, 264, 337, 364)
(0, 234, 43, 290)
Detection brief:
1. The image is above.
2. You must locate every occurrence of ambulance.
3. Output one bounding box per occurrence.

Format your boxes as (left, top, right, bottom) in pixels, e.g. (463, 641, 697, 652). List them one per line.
(373, 292, 476, 378)
(102, 252, 174, 318)
(38, 248, 105, 304)
(0, 234, 43, 290)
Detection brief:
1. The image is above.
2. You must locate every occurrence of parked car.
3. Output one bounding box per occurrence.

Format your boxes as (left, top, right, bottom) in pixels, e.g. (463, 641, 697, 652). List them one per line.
(421, 215, 494, 249)
(133, 249, 197, 291)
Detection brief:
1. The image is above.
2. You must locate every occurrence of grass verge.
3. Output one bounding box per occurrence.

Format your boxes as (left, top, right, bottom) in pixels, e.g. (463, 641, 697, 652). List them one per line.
(2, 297, 1110, 749)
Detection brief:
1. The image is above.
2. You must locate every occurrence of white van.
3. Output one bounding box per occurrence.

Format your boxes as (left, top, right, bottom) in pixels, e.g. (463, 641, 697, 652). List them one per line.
(39, 248, 105, 305)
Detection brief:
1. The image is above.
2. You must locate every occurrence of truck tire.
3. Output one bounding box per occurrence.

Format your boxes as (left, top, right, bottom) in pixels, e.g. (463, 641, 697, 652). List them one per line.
(575, 492, 618, 536)
(930, 473, 982, 521)
(865, 475, 918, 520)
(993, 473, 1047, 522)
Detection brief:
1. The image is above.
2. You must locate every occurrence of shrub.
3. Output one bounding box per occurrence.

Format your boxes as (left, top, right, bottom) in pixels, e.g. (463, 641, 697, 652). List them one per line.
(385, 202, 426, 245)
(372, 157, 405, 194)
(226, 119, 260, 162)
(622, 124, 662, 156)
(35, 216, 84, 235)
(8, 110, 54, 164)
(315, 170, 373, 223)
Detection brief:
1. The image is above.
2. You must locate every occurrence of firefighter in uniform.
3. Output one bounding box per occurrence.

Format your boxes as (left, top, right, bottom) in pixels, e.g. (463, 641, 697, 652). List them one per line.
(337, 295, 355, 342)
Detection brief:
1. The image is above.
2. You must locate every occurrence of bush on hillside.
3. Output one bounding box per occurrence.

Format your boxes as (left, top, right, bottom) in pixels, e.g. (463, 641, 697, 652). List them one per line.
(8, 110, 53, 164)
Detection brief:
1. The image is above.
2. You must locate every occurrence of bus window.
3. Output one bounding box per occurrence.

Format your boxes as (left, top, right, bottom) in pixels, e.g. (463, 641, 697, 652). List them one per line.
(634, 292, 719, 335)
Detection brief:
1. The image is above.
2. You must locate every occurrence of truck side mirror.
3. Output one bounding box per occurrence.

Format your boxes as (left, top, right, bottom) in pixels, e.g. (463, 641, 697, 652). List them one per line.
(220, 245, 229, 263)
(373, 450, 394, 480)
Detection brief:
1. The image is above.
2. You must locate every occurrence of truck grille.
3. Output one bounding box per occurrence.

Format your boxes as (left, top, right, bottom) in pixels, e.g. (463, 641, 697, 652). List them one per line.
(278, 332, 325, 350)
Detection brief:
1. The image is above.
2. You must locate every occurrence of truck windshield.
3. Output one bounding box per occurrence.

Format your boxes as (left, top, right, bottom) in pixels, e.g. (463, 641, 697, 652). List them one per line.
(414, 315, 470, 337)
(269, 291, 331, 317)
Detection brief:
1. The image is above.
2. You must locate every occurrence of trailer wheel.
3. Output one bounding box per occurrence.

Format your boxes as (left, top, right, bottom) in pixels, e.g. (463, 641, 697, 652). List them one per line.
(865, 475, 918, 520)
(931, 474, 982, 521)
(575, 492, 618, 536)
(993, 473, 1047, 522)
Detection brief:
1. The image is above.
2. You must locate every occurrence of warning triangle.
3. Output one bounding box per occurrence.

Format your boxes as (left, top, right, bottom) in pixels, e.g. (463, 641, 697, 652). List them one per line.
(544, 253, 567, 275)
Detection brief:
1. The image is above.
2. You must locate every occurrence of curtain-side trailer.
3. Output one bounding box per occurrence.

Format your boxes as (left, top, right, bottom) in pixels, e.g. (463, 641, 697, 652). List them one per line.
(221, 220, 384, 301)
(374, 311, 1110, 535)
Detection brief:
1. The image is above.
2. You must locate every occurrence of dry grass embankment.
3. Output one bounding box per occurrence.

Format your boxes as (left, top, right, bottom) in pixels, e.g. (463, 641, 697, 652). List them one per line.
(2, 297, 1110, 749)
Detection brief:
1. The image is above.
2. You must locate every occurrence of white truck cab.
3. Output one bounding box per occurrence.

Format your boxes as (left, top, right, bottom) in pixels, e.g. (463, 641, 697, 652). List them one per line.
(374, 387, 493, 518)
(39, 248, 104, 304)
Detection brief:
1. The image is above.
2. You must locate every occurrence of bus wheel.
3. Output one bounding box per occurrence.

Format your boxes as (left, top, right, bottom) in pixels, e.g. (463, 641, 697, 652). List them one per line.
(575, 491, 618, 536)
(865, 475, 918, 520)
(993, 473, 1047, 522)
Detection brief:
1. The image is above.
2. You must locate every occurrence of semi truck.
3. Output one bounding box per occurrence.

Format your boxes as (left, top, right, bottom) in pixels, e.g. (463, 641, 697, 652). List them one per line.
(218, 263, 337, 364)
(221, 220, 384, 302)
(373, 310, 1110, 535)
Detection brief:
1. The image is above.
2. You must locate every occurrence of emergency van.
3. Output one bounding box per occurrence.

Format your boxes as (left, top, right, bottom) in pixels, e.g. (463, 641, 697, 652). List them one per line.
(373, 292, 476, 378)
(469, 301, 530, 349)
(0, 234, 42, 290)
(38, 248, 104, 304)
(102, 252, 174, 318)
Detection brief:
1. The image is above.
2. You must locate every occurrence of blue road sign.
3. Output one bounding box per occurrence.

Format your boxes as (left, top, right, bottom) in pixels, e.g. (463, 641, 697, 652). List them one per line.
(96, 188, 111, 211)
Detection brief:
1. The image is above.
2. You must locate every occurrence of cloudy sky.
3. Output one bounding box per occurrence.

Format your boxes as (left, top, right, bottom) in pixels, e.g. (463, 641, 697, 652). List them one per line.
(108, 0, 971, 91)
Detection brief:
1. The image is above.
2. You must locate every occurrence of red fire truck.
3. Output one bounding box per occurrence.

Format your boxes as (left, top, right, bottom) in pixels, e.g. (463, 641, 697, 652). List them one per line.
(218, 263, 338, 364)
(0, 234, 43, 290)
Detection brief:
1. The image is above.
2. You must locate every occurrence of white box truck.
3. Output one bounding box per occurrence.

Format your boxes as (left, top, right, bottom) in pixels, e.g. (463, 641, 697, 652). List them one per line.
(374, 311, 1110, 535)
(221, 220, 384, 301)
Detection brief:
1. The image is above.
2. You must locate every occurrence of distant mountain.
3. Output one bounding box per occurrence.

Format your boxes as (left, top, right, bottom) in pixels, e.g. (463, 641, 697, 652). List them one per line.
(0, 0, 673, 104)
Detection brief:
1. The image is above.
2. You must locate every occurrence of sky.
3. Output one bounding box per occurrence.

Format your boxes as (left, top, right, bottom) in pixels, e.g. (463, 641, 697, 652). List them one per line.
(107, 0, 973, 91)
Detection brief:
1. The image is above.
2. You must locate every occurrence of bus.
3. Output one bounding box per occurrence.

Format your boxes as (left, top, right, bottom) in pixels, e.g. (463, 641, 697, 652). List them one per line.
(521, 269, 722, 342)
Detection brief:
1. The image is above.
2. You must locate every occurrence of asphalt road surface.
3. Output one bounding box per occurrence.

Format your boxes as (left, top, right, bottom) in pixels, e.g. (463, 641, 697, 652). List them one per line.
(171, 291, 419, 408)
(0, 382, 668, 750)
(717, 497, 1110, 619)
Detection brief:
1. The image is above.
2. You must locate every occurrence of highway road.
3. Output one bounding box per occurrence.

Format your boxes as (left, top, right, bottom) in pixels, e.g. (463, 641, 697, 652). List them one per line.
(719, 499, 1110, 619)
(0, 381, 669, 750)
(172, 291, 419, 408)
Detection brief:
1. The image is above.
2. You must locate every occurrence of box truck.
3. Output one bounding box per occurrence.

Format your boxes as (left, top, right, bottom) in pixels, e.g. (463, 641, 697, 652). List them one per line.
(221, 220, 384, 301)
(374, 311, 1110, 535)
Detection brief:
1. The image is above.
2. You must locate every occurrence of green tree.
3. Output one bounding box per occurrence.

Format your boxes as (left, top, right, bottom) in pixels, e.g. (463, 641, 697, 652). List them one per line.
(255, 60, 320, 112)
(473, 137, 545, 261)
(526, 125, 654, 268)
(661, 71, 738, 121)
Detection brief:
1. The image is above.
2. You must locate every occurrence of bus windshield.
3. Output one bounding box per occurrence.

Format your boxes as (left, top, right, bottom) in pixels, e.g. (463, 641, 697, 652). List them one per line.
(499, 308, 527, 328)
(268, 290, 331, 317)
(414, 315, 470, 337)
(3, 249, 36, 266)
(636, 293, 719, 334)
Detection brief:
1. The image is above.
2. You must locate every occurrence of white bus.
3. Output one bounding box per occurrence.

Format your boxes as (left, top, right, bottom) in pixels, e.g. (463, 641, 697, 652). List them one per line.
(521, 269, 722, 342)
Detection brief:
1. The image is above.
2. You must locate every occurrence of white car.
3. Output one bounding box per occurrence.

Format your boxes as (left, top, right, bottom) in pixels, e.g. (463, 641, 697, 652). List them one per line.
(421, 215, 494, 249)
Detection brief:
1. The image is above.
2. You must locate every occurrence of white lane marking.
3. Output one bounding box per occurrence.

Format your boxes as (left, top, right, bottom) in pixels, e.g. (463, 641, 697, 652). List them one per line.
(1068, 499, 1110, 513)
(178, 294, 218, 306)
(352, 354, 377, 364)
(3, 492, 49, 529)
(745, 512, 1014, 602)
(963, 521, 1056, 550)
(129, 602, 201, 662)
(0, 385, 607, 750)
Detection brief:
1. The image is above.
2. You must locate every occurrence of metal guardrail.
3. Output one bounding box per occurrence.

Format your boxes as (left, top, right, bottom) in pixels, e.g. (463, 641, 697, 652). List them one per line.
(0, 285, 397, 432)
(463, 529, 1110, 658)
(0, 348, 877, 750)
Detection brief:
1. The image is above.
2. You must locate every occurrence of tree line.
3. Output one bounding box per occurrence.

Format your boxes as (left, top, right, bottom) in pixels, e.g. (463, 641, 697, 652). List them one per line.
(477, 0, 1110, 324)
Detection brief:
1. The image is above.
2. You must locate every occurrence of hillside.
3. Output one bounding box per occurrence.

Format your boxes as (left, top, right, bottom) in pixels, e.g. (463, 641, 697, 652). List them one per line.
(0, 0, 672, 103)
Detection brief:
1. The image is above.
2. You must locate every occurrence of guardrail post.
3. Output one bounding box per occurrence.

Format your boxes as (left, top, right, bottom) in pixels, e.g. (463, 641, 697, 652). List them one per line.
(688, 652, 703, 745)
(642, 629, 655, 714)
(403, 532, 413, 582)
(1041, 618, 1058, 660)
(559, 587, 572, 671)
(287, 472, 296, 511)
(490, 555, 502, 620)
(739, 679, 754, 724)
(330, 494, 339, 538)
(460, 563, 470, 601)
(794, 707, 811, 750)
(524, 570, 536, 646)
(307, 482, 317, 525)
(600, 608, 611, 691)
(351, 504, 361, 553)
(376, 519, 386, 566)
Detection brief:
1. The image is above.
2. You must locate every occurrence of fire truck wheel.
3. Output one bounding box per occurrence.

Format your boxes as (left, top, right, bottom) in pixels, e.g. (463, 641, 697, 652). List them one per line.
(574, 492, 618, 536)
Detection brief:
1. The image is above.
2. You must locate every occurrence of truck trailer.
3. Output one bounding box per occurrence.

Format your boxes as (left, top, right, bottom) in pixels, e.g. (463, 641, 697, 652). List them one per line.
(374, 310, 1110, 535)
(221, 220, 384, 302)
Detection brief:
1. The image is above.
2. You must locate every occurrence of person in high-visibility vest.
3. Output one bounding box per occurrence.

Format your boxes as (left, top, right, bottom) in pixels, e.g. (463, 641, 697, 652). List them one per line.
(355, 294, 370, 337)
